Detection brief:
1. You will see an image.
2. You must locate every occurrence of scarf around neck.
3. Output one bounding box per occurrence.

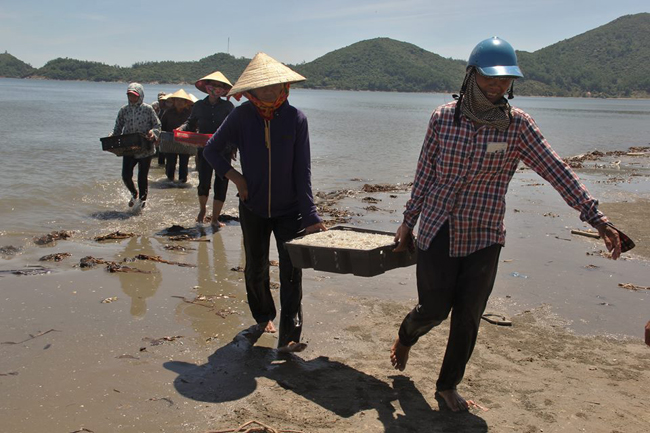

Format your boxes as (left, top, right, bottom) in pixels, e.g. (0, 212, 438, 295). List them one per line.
(244, 84, 290, 121)
(460, 69, 512, 131)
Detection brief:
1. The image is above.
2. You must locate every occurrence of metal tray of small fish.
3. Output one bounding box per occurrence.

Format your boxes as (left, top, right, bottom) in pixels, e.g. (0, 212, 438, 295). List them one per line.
(285, 226, 416, 277)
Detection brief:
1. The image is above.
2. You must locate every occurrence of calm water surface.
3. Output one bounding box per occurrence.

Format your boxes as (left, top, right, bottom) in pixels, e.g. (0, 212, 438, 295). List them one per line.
(1, 78, 649, 236)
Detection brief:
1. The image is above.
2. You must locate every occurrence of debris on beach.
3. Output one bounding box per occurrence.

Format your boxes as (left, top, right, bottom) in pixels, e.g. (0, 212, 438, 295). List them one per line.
(94, 231, 136, 242)
(0, 265, 52, 276)
(101, 297, 118, 304)
(231, 266, 244, 272)
(2, 328, 60, 345)
(564, 146, 650, 168)
(79, 256, 109, 268)
(163, 244, 195, 252)
(106, 262, 152, 274)
(0, 371, 19, 376)
(362, 196, 381, 203)
(270, 282, 280, 290)
(618, 283, 649, 291)
(269, 260, 279, 266)
(169, 234, 211, 242)
(134, 254, 196, 268)
(148, 397, 174, 406)
(39, 252, 72, 262)
(217, 208, 240, 222)
(207, 419, 304, 433)
(316, 189, 356, 200)
(362, 183, 411, 193)
(69, 428, 95, 433)
(34, 230, 73, 245)
(571, 229, 600, 239)
(142, 335, 183, 346)
(0, 245, 22, 257)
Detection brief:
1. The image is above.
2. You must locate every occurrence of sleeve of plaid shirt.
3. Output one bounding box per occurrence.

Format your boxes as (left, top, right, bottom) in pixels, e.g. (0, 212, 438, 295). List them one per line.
(517, 113, 608, 227)
(403, 114, 439, 230)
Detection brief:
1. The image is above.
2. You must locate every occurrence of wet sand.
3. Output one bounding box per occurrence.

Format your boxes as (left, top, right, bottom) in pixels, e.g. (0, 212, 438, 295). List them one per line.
(1, 154, 649, 432)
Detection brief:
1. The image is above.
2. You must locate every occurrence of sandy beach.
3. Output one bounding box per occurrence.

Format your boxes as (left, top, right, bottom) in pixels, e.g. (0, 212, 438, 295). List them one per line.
(1, 152, 650, 433)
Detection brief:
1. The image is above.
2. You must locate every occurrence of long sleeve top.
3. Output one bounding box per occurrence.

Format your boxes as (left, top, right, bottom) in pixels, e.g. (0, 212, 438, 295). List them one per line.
(179, 96, 234, 134)
(112, 91, 161, 159)
(404, 101, 607, 257)
(203, 100, 322, 228)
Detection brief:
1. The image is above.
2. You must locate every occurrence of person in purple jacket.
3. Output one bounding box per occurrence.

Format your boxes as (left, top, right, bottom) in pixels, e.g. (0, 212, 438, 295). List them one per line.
(203, 52, 326, 353)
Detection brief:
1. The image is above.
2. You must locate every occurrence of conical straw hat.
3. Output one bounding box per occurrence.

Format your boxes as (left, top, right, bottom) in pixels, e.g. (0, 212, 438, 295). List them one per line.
(227, 52, 306, 96)
(195, 71, 233, 94)
(167, 88, 194, 102)
(188, 93, 199, 103)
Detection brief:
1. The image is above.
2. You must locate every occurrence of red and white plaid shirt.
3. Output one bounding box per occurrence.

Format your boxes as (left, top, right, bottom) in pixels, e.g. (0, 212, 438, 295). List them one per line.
(404, 101, 607, 257)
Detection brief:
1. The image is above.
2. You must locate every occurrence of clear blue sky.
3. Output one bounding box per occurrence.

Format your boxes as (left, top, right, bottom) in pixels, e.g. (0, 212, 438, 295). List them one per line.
(1, 0, 647, 68)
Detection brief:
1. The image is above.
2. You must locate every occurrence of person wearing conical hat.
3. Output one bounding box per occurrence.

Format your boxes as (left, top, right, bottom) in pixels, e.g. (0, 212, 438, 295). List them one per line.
(161, 89, 194, 183)
(203, 53, 326, 353)
(178, 71, 235, 226)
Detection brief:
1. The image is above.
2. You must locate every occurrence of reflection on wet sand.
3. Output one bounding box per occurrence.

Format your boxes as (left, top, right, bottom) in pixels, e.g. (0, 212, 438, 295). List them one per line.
(175, 230, 248, 341)
(117, 236, 162, 317)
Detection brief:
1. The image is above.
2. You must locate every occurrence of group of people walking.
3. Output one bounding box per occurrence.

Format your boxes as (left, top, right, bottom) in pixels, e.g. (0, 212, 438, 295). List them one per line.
(110, 38, 633, 412)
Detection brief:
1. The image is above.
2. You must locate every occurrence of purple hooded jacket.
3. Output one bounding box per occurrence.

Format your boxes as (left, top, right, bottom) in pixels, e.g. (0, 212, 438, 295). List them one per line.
(203, 100, 321, 228)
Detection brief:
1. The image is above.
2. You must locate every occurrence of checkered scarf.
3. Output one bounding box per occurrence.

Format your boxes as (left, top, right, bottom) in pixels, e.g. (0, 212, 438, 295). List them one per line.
(460, 68, 512, 131)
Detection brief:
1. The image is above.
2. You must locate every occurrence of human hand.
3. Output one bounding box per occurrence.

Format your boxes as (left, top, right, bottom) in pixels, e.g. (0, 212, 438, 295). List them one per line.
(305, 222, 327, 234)
(596, 224, 621, 260)
(226, 169, 248, 201)
(393, 223, 415, 253)
(146, 130, 155, 141)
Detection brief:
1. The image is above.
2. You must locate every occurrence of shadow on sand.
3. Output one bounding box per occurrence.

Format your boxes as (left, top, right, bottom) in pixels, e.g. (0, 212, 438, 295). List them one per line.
(164, 326, 488, 432)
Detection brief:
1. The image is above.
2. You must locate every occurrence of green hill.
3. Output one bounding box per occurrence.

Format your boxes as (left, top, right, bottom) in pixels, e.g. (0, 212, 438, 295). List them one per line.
(293, 38, 466, 92)
(517, 13, 650, 97)
(0, 52, 35, 78)
(33, 53, 249, 84)
(5, 13, 650, 97)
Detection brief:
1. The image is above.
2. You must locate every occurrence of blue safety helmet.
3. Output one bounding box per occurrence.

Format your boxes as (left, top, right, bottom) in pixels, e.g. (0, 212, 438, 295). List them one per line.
(467, 37, 523, 78)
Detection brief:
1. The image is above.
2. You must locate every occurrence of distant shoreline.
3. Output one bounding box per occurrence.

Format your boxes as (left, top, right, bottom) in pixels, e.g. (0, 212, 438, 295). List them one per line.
(3, 76, 650, 100)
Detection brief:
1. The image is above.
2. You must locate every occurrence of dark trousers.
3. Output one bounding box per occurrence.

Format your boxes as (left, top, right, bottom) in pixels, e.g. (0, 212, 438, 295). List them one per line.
(239, 201, 304, 348)
(398, 223, 501, 391)
(122, 156, 152, 201)
(165, 153, 189, 182)
(196, 148, 228, 201)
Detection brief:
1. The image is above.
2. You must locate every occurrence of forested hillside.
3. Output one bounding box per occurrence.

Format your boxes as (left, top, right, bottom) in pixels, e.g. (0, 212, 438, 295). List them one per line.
(3, 13, 650, 98)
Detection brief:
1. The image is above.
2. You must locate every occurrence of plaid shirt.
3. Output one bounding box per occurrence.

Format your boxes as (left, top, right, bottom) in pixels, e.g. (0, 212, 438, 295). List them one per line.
(404, 101, 608, 257)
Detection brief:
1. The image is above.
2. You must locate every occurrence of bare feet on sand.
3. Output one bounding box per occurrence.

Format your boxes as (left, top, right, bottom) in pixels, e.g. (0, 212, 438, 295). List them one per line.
(258, 321, 277, 333)
(278, 341, 308, 353)
(196, 208, 206, 223)
(390, 338, 410, 371)
(211, 218, 225, 229)
(437, 389, 486, 412)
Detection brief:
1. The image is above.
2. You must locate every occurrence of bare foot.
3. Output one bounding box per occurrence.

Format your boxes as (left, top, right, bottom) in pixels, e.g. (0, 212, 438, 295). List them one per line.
(390, 338, 410, 371)
(258, 321, 276, 333)
(277, 341, 307, 353)
(437, 389, 474, 412)
(196, 208, 206, 223)
(211, 216, 225, 228)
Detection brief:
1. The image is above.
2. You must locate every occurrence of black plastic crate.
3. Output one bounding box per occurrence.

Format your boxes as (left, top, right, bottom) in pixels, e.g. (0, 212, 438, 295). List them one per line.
(100, 133, 152, 157)
(285, 226, 417, 277)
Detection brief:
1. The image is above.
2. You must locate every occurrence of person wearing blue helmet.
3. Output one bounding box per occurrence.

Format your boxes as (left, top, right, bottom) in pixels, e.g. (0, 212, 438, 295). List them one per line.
(390, 37, 634, 412)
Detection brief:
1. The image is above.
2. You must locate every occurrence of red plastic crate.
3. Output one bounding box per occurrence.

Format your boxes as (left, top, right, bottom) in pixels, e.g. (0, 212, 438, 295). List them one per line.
(173, 130, 212, 148)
